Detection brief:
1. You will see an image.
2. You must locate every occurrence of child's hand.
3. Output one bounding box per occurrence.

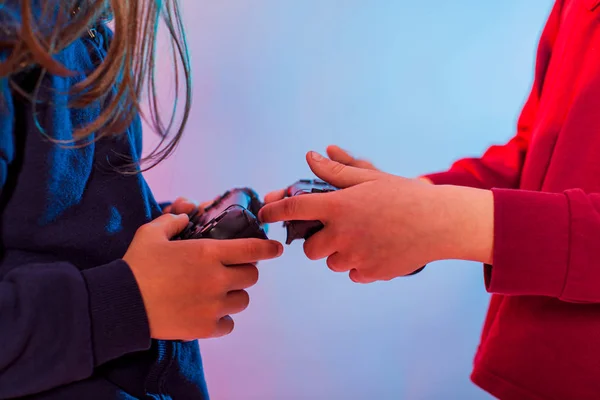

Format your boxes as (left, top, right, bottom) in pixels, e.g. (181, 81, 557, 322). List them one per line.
(259, 151, 493, 283)
(123, 213, 284, 340)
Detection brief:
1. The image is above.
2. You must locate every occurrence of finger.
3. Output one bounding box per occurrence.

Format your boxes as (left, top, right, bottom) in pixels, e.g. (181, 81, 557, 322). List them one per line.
(303, 229, 337, 261)
(326, 145, 377, 170)
(162, 204, 173, 213)
(326, 252, 353, 273)
(306, 151, 378, 189)
(217, 239, 283, 265)
(349, 268, 376, 284)
(199, 199, 215, 209)
(264, 189, 286, 204)
(170, 197, 187, 210)
(147, 213, 190, 239)
(224, 264, 259, 290)
(213, 315, 235, 337)
(170, 197, 198, 215)
(326, 145, 354, 164)
(258, 194, 329, 223)
(221, 290, 250, 316)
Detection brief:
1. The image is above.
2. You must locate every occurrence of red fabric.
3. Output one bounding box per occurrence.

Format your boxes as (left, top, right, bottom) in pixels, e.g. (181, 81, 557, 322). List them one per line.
(425, 1, 600, 398)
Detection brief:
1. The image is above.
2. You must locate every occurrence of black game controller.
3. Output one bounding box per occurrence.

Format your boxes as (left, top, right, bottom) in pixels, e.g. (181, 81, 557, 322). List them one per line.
(282, 179, 425, 276)
(175, 188, 268, 240)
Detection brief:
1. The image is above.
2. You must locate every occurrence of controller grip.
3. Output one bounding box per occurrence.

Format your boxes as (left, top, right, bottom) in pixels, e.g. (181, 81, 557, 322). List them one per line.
(283, 220, 324, 245)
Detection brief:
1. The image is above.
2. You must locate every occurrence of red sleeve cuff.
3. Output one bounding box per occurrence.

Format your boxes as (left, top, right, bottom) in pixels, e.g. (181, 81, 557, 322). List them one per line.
(424, 169, 487, 189)
(485, 188, 570, 298)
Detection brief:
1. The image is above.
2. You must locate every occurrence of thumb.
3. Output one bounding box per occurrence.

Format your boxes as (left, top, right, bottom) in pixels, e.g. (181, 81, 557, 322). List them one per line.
(306, 151, 377, 188)
(149, 213, 190, 239)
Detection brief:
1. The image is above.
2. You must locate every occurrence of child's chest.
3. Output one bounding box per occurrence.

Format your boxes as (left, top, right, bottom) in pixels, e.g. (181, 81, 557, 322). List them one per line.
(1, 37, 160, 268)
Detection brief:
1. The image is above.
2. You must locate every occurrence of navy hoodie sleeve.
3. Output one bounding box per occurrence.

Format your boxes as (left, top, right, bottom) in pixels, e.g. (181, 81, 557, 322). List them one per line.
(0, 71, 151, 397)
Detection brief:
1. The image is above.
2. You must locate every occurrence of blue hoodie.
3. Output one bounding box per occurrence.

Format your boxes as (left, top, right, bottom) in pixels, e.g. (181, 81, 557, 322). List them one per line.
(0, 4, 209, 399)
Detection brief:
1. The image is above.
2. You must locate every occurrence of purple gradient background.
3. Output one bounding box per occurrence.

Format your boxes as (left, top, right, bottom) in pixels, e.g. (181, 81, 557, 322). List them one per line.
(142, 1, 553, 398)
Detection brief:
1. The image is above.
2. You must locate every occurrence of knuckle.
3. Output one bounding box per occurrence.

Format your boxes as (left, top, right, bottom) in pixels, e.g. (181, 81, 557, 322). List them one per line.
(282, 198, 297, 218)
(340, 247, 360, 266)
(136, 222, 153, 237)
(244, 240, 277, 260)
(330, 162, 346, 176)
(159, 214, 177, 226)
(346, 253, 359, 266)
(194, 240, 213, 258)
(242, 240, 260, 258)
(323, 194, 342, 215)
(161, 212, 176, 220)
(185, 247, 205, 266)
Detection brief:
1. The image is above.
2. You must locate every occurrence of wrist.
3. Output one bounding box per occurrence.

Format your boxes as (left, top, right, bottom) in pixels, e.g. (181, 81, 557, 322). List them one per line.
(429, 184, 494, 264)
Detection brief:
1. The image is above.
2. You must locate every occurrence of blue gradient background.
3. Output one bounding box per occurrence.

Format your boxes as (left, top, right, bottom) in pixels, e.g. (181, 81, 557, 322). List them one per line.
(143, 1, 553, 398)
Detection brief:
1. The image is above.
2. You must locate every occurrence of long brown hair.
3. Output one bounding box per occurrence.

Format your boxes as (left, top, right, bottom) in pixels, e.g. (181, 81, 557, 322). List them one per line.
(0, 0, 192, 172)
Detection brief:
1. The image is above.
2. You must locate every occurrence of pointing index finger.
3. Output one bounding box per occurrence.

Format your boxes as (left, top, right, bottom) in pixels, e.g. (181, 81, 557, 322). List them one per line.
(258, 192, 331, 223)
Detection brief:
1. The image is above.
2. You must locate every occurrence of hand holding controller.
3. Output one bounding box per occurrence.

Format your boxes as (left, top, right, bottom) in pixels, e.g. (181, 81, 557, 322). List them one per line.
(276, 178, 425, 276)
(280, 179, 337, 244)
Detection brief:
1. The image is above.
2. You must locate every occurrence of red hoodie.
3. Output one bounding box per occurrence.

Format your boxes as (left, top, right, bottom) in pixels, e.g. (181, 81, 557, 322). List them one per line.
(425, 1, 600, 399)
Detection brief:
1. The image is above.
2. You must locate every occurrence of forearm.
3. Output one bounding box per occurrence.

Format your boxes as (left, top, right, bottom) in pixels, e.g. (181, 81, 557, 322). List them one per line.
(431, 185, 495, 265)
(428, 184, 600, 303)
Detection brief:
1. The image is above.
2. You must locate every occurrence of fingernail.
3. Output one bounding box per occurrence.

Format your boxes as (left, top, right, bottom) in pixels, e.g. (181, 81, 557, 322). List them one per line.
(310, 151, 323, 161)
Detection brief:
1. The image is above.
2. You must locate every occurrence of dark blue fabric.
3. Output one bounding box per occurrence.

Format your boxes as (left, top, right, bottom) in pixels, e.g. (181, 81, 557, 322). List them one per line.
(0, 8, 209, 400)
